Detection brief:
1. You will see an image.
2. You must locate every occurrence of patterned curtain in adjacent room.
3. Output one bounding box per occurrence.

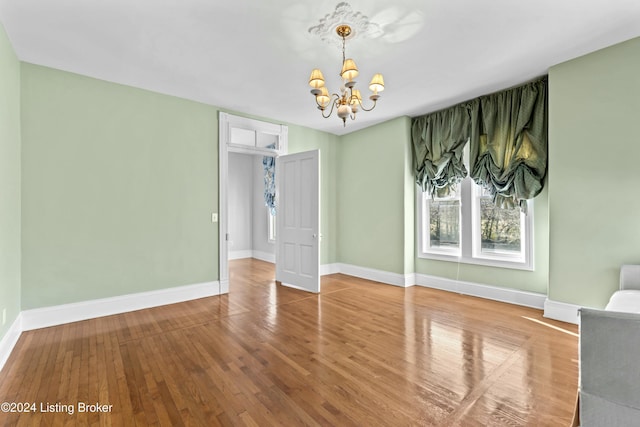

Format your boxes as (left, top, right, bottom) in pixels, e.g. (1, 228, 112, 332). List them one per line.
(262, 152, 276, 215)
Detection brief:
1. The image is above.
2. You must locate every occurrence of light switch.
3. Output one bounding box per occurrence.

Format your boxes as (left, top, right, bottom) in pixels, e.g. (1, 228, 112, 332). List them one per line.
(211, 213, 218, 223)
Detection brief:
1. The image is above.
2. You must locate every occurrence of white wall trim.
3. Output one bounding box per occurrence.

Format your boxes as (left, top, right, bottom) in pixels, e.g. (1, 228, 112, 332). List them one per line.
(405, 272, 417, 287)
(225, 259, 340, 276)
(252, 250, 276, 264)
(544, 298, 581, 325)
(416, 273, 546, 309)
(21, 281, 220, 331)
(224, 260, 347, 277)
(229, 250, 254, 260)
(320, 263, 340, 276)
(227, 250, 275, 263)
(220, 279, 229, 294)
(0, 313, 23, 373)
(0, 270, 571, 373)
(338, 263, 414, 287)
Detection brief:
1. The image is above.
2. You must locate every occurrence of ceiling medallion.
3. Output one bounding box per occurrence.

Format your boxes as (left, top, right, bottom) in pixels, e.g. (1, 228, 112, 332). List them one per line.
(307, 22, 385, 127)
(307, 2, 382, 47)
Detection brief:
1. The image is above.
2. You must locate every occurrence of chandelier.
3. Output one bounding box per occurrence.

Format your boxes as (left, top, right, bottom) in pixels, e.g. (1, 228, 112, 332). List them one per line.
(308, 24, 385, 126)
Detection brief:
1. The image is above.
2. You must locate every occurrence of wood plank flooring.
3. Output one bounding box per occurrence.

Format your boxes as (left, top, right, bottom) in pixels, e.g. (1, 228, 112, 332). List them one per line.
(0, 259, 578, 426)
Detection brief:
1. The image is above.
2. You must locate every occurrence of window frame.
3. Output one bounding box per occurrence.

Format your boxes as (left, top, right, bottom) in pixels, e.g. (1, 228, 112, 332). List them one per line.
(268, 211, 276, 243)
(417, 150, 534, 271)
(419, 186, 462, 257)
(471, 184, 531, 266)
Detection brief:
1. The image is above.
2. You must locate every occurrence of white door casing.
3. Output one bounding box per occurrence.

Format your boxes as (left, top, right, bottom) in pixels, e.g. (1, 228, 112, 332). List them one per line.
(276, 150, 320, 293)
(219, 112, 287, 293)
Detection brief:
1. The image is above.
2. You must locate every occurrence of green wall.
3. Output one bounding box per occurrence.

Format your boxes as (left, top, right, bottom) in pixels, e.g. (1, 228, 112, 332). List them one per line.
(337, 116, 414, 274)
(415, 185, 550, 294)
(0, 23, 21, 340)
(12, 34, 640, 315)
(21, 64, 219, 309)
(402, 119, 416, 275)
(548, 37, 640, 308)
(18, 64, 340, 310)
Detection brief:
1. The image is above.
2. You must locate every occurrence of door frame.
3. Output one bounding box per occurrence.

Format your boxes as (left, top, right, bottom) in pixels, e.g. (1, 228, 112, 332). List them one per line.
(218, 112, 288, 293)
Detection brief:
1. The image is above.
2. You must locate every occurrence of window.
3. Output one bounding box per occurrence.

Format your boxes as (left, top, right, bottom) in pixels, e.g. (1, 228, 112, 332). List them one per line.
(268, 211, 276, 242)
(472, 186, 527, 263)
(422, 186, 461, 255)
(418, 154, 533, 270)
(229, 126, 282, 152)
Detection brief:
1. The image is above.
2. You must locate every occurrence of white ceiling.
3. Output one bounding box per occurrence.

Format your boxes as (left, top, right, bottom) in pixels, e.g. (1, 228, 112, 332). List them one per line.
(1, 0, 639, 136)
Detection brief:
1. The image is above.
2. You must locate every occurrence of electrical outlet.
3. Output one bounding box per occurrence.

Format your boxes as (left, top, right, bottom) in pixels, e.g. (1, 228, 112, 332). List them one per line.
(211, 213, 218, 223)
(2, 308, 6, 326)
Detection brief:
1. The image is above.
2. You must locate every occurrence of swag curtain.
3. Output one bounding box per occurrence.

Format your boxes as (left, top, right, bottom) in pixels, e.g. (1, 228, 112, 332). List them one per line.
(469, 79, 547, 211)
(411, 104, 470, 197)
(411, 77, 547, 209)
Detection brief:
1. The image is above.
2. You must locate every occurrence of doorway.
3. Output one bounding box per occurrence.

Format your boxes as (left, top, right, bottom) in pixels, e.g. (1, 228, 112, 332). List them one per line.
(226, 150, 278, 301)
(219, 112, 321, 295)
(219, 112, 285, 293)
(227, 151, 276, 262)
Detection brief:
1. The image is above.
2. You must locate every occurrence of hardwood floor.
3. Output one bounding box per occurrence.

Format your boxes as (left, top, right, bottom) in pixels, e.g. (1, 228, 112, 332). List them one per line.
(0, 259, 578, 426)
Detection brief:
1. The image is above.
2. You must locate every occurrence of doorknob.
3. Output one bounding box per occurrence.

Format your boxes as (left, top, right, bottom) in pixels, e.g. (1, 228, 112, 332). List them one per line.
(312, 234, 317, 239)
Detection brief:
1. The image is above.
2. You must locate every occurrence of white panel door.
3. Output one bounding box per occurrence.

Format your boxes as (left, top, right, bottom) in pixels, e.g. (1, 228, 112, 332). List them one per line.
(276, 149, 320, 293)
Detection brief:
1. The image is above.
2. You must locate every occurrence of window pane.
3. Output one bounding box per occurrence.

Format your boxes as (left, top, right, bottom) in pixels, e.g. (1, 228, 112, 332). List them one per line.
(230, 127, 256, 146)
(268, 212, 276, 241)
(480, 198, 521, 254)
(429, 200, 460, 249)
(257, 132, 279, 150)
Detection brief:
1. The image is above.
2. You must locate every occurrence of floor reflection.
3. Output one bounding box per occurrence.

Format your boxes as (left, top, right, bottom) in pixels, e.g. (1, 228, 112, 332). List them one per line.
(225, 258, 578, 425)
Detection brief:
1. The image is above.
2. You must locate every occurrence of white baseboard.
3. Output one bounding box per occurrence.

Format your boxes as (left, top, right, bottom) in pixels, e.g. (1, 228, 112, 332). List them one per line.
(338, 263, 414, 287)
(0, 314, 23, 373)
(320, 263, 340, 276)
(543, 298, 581, 325)
(252, 250, 275, 263)
(228, 250, 276, 263)
(405, 272, 417, 287)
(416, 273, 546, 310)
(220, 279, 229, 294)
(21, 281, 220, 331)
(229, 250, 253, 260)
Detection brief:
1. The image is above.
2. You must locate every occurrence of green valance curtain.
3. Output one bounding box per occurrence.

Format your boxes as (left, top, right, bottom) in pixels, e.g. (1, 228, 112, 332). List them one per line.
(411, 77, 547, 210)
(469, 78, 547, 211)
(411, 104, 470, 197)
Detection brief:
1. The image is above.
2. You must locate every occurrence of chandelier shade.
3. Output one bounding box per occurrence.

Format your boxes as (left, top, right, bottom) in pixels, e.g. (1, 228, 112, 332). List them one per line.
(369, 73, 385, 94)
(308, 69, 326, 89)
(307, 24, 385, 126)
(316, 86, 331, 108)
(340, 58, 359, 81)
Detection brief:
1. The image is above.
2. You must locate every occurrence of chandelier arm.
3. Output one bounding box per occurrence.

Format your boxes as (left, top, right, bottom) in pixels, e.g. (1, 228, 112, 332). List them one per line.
(313, 92, 338, 110)
(355, 97, 378, 112)
(318, 94, 341, 118)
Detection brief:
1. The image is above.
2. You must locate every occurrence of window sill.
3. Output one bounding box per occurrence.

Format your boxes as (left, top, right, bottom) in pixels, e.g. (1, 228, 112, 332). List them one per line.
(417, 251, 533, 271)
